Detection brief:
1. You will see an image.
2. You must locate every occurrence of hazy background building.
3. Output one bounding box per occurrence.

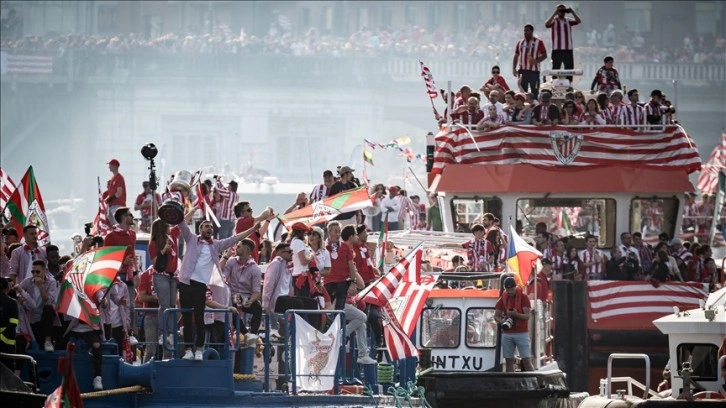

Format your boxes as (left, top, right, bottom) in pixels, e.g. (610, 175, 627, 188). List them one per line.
(1, 1, 725, 242)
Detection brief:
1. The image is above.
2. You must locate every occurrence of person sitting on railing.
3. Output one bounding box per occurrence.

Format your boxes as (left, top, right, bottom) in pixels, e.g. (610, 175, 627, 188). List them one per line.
(343, 270, 376, 365)
(579, 99, 606, 126)
(98, 274, 131, 358)
(620, 89, 645, 128)
(223, 239, 263, 337)
(480, 65, 510, 97)
(596, 93, 614, 124)
(590, 56, 622, 94)
(14, 260, 60, 353)
(608, 90, 627, 124)
(559, 100, 580, 125)
(508, 93, 532, 125)
(204, 284, 256, 357)
(531, 91, 560, 126)
(476, 105, 507, 131)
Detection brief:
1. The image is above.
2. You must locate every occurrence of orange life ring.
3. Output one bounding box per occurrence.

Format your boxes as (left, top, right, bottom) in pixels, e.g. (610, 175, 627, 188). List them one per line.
(693, 391, 726, 399)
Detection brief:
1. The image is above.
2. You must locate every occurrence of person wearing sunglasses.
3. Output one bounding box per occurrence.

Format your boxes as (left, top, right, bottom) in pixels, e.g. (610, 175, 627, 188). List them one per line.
(480, 65, 510, 97)
(15, 260, 60, 354)
(233, 202, 274, 263)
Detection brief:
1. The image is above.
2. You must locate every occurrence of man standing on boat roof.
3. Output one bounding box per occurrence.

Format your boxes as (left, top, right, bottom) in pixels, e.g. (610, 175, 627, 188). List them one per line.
(512, 24, 547, 99)
(495, 277, 534, 372)
(104, 159, 126, 226)
(545, 4, 581, 83)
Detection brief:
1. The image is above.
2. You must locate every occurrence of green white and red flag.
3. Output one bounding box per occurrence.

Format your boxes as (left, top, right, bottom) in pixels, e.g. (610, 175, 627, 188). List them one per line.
(4, 166, 50, 245)
(56, 246, 126, 328)
(278, 186, 372, 228)
(43, 343, 83, 408)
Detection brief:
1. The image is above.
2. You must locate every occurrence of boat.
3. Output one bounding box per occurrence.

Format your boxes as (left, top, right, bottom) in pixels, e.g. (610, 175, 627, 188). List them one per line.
(578, 286, 726, 406)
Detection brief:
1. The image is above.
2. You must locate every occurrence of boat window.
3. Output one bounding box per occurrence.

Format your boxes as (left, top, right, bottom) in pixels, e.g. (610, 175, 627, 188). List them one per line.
(451, 197, 502, 233)
(465, 308, 498, 348)
(516, 198, 616, 248)
(630, 197, 678, 243)
(676, 343, 719, 381)
(420, 308, 460, 348)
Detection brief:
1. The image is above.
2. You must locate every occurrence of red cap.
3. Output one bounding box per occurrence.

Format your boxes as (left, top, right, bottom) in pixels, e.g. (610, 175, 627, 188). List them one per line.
(107, 159, 120, 167)
(291, 222, 311, 232)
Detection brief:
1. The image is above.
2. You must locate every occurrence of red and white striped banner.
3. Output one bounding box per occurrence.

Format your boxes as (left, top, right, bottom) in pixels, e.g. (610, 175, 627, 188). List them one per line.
(433, 125, 702, 175)
(0, 167, 16, 213)
(587, 281, 709, 323)
(382, 302, 418, 361)
(355, 243, 422, 306)
(391, 276, 438, 337)
(419, 60, 438, 99)
(0, 52, 54, 75)
(92, 177, 110, 236)
(695, 133, 726, 194)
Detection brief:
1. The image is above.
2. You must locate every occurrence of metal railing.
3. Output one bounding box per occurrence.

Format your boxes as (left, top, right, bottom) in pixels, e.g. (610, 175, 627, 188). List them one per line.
(603, 353, 651, 399)
(159, 307, 245, 358)
(283, 309, 346, 395)
(1, 50, 725, 83)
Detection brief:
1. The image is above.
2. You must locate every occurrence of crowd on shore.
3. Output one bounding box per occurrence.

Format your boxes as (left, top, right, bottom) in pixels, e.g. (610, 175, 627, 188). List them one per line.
(1, 22, 725, 64)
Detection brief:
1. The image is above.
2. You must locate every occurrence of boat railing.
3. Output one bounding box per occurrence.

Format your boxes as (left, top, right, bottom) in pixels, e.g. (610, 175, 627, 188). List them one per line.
(603, 353, 651, 399)
(0, 352, 39, 391)
(159, 307, 246, 358)
(531, 300, 554, 369)
(599, 376, 661, 399)
(451, 122, 680, 133)
(284, 309, 347, 395)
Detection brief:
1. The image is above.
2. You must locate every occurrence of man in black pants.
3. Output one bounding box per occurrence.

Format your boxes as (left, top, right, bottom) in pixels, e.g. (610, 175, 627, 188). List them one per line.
(513, 24, 547, 99)
(177, 218, 262, 362)
(545, 4, 581, 83)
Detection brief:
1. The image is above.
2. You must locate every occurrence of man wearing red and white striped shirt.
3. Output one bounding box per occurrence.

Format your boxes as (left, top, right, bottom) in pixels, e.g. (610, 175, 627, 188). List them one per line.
(609, 90, 627, 124)
(309, 170, 335, 203)
(213, 179, 238, 239)
(619, 89, 645, 129)
(512, 24, 547, 99)
(545, 4, 581, 83)
(579, 235, 607, 280)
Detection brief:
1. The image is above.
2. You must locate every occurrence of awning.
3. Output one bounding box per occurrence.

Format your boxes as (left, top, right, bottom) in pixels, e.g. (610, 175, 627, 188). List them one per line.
(431, 164, 694, 194)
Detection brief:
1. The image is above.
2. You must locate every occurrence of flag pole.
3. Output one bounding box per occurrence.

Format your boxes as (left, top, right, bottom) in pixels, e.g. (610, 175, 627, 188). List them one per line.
(407, 166, 428, 193)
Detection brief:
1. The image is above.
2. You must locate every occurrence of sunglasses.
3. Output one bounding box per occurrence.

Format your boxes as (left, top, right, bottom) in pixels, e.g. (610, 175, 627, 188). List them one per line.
(32, 269, 43, 274)
(279, 249, 292, 254)
(245, 208, 253, 213)
(492, 71, 500, 74)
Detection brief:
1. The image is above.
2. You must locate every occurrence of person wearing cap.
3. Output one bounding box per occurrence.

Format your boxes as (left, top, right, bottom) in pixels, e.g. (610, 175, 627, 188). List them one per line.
(104, 159, 126, 226)
(527, 259, 553, 303)
(590, 56, 621, 94)
(330, 166, 358, 196)
(310, 170, 335, 203)
(134, 181, 162, 233)
(645, 89, 665, 127)
(531, 91, 560, 126)
(494, 277, 534, 372)
(508, 93, 532, 125)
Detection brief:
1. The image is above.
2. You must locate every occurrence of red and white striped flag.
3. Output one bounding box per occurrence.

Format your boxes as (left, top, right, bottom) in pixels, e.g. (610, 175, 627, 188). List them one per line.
(381, 302, 418, 361)
(0, 52, 54, 75)
(392, 276, 438, 337)
(355, 243, 423, 306)
(696, 133, 726, 194)
(92, 177, 110, 236)
(0, 166, 16, 214)
(419, 60, 438, 99)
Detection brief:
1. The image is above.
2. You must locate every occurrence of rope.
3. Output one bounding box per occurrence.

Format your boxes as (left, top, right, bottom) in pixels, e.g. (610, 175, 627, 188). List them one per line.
(377, 363, 394, 384)
(81, 385, 144, 399)
(232, 373, 257, 381)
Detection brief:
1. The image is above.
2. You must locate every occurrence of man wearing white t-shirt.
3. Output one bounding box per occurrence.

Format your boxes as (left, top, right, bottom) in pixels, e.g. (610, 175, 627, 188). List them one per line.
(380, 186, 402, 231)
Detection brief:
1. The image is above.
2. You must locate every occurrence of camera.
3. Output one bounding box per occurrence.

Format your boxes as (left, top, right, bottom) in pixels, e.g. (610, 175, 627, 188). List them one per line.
(501, 317, 514, 330)
(84, 223, 105, 247)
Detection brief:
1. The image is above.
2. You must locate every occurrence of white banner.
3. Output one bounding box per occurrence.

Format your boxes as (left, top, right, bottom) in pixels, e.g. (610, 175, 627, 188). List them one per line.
(294, 314, 341, 392)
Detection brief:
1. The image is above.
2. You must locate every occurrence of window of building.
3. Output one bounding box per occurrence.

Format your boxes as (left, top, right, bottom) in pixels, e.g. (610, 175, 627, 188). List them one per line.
(382, 7, 392, 27)
(427, 4, 440, 31)
(623, 2, 651, 33)
(465, 308, 498, 348)
(324, 7, 334, 32)
(695, 2, 719, 34)
(516, 198, 616, 248)
(450, 196, 502, 233)
(421, 308, 460, 348)
(676, 343, 719, 381)
(405, 5, 416, 25)
(630, 197, 678, 244)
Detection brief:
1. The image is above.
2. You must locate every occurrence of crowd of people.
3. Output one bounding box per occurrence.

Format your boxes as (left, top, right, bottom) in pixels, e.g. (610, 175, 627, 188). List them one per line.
(1, 12, 725, 65)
